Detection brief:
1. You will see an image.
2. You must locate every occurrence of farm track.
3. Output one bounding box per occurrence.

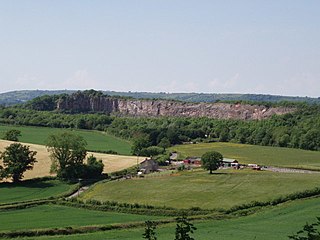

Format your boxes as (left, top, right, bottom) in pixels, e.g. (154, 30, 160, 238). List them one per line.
(264, 166, 320, 174)
(66, 186, 90, 199)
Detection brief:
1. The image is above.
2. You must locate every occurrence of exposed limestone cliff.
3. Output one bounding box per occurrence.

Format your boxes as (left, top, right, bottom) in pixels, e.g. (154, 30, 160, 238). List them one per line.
(56, 92, 294, 120)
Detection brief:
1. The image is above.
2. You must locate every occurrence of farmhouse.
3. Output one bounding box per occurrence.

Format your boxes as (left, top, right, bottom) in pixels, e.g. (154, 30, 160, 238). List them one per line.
(139, 158, 159, 174)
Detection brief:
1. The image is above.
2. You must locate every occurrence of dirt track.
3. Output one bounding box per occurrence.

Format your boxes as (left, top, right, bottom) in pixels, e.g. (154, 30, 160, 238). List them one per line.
(263, 166, 320, 174)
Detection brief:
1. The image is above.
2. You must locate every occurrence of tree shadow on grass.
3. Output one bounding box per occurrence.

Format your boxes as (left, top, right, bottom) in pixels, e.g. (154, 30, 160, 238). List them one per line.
(209, 172, 230, 175)
(0, 180, 55, 189)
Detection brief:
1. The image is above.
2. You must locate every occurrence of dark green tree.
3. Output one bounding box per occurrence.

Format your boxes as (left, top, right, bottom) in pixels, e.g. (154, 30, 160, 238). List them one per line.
(84, 155, 104, 178)
(201, 151, 223, 174)
(3, 129, 21, 142)
(131, 134, 150, 156)
(140, 146, 165, 157)
(46, 132, 87, 179)
(0, 143, 37, 182)
(300, 130, 320, 151)
(174, 215, 197, 240)
(143, 220, 157, 240)
(157, 137, 171, 150)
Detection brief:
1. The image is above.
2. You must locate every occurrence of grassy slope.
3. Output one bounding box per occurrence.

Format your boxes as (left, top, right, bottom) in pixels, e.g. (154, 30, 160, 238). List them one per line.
(171, 142, 320, 169)
(0, 179, 74, 204)
(0, 204, 165, 231)
(19, 197, 320, 240)
(80, 169, 320, 209)
(0, 124, 132, 155)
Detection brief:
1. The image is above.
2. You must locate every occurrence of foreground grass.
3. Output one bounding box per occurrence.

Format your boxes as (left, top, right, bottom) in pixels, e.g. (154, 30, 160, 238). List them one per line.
(0, 204, 165, 231)
(19, 197, 320, 240)
(171, 142, 320, 169)
(0, 124, 132, 155)
(0, 179, 74, 204)
(80, 169, 320, 209)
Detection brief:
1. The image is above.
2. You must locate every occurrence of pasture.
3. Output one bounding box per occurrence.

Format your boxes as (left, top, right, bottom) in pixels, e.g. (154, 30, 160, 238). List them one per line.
(18, 197, 320, 240)
(80, 169, 320, 209)
(0, 140, 144, 179)
(0, 179, 74, 204)
(170, 142, 320, 169)
(0, 204, 165, 231)
(0, 124, 132, 155)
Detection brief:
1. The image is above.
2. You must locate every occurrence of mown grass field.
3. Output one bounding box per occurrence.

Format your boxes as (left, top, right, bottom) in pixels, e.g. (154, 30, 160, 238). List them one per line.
(0, 140, 144, 179)
(80, 169, 320, 209)
(0, 124, 132, 155)
(0, 179, 74, 204)
(171, 142, 320, 169)
(0, 204, 165, 231)
(18, 197, 320, 240)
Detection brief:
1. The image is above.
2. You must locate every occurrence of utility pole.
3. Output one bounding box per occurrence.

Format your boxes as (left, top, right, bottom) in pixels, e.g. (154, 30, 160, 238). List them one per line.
(77, 178, 82, 197)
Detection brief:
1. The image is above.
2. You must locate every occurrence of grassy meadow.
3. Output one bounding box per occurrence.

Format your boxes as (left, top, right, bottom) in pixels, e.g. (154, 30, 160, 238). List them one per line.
(0, 204, 165, 231)
(0, 140, 144, 179)
(80, 169, 320, 209)
(171, 142, 320, 169)
(0, 179, 74, 204)
(0, 124, 132, 155)
(18, 197, 320, 240)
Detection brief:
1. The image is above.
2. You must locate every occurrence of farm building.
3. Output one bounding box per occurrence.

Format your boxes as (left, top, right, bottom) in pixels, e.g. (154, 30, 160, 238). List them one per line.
(222, 158, 239, 168)
(183, 157, 201, 165)
(139, 158, 159, 174)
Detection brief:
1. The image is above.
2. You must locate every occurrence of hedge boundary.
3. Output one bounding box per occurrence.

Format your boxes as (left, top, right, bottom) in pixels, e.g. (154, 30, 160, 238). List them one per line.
(56, 198, 214, 217)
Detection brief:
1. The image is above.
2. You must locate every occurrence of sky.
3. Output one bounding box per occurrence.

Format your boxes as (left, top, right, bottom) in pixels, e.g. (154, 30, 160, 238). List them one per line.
(0, 0, 319, 97)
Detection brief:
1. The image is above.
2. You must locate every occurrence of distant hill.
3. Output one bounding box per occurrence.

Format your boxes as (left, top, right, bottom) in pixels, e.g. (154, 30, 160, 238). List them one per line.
(105, 91, 320, 104)
(0, 90, 76, 106)
(0, 89, 319, 106)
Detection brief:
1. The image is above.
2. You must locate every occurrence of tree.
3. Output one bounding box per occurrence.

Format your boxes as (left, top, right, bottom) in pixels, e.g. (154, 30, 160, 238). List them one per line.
(3, 129, 21, 142)
(140, 146, 165, 157)
(0, 143, 37, 182)
(174, 215, 197, 240)
(84, 155, 104, 178)
(201, 151, 223, 174)
(157, 137, 171, 150)
(143, 220, 157, 240)
(131, 134, 150, 156)
(289, 218, 320, 239)
(300, 130, 320, 151)
(46, 132, 87, 179)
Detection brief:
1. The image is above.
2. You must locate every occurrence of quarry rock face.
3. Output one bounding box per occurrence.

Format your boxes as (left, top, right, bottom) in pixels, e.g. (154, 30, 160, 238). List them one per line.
(56, 92, 294, 120)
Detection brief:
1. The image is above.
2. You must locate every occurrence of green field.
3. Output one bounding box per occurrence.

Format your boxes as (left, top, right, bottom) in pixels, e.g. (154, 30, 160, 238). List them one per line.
(0, 204, 165, 231)
(18, 197, 320, 240)
(80, 169, 320, 209)
(171, 142, 320, 169)
(0, 179, 74, 204)
(0, 124, 132, 155)
(2, 129, 320, 240)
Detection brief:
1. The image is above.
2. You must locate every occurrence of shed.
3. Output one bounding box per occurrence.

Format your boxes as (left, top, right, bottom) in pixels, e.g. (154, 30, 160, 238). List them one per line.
(222, 158, 238, 168)
(139, 158, 159, 174)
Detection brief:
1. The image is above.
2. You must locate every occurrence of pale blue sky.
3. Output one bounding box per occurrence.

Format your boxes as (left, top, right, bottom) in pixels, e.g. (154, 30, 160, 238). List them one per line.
(0, 0, 319, 97)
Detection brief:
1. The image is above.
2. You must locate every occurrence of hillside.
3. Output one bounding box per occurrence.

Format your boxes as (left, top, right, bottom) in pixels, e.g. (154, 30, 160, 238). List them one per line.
(26, 90, 294, 120)
(0, 89, 319, 106)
